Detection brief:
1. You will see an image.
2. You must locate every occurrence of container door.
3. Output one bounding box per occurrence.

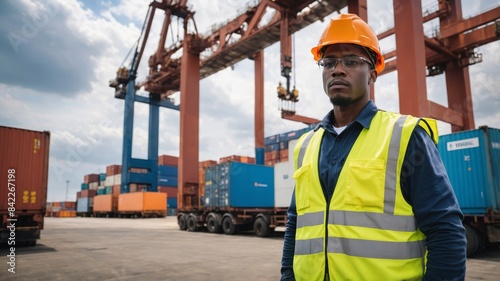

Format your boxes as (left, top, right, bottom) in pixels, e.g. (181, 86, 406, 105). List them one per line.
(486, 128, 500, 213)
(438, 129, 493, 214)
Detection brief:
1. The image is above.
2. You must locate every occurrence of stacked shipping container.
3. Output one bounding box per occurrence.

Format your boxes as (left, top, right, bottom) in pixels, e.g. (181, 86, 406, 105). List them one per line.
(264, 124, 316, 166)
(46, 201, 77, 217)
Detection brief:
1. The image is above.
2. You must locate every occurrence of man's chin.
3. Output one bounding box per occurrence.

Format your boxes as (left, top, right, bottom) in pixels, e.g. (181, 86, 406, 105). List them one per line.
(330, 96, 353, 107)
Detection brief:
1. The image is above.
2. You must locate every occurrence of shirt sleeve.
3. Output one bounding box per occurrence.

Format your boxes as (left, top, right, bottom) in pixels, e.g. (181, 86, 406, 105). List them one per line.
(401, 126, 467, 281)
(281, 189, 297, 281)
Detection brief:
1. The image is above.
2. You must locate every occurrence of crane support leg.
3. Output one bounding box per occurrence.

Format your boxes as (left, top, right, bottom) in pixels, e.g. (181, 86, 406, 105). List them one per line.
(394, 0, 429, 117)
(121, 79, 136, 193)
(179, 35, 200, 211)
(440, 2, 475, 132)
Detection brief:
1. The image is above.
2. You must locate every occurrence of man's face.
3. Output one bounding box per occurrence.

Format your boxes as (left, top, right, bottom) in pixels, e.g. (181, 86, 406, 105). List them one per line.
(321, 43, 375, 107)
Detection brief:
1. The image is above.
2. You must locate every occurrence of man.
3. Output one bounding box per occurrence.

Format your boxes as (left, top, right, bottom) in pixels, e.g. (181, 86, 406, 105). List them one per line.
(280, 13, 466, 281)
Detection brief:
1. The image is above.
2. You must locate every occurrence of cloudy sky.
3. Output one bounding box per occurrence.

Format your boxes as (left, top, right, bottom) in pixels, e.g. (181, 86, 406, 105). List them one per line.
(1, 0, 498, 202)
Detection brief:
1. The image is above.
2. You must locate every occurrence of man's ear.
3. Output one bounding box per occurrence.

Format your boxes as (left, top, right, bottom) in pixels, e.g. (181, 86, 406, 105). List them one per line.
(369, 70, 378, 84)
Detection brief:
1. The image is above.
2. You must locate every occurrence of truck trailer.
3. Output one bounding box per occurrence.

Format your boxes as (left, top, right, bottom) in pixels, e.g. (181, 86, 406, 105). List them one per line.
(437, 126, 500, 256)
(177, 161, 288, 237)
(0, 126, 50, 246)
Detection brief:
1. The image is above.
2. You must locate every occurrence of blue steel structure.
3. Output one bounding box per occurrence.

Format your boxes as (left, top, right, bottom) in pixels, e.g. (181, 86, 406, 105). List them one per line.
(112, 38, 180, 194)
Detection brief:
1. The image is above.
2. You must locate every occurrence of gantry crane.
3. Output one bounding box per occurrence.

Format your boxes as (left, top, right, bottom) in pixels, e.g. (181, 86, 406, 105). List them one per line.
(110, 0, 500, 211)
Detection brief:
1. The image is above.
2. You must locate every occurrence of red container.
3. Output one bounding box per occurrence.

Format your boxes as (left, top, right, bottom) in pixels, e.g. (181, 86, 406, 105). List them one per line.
(112, 185, 121, 195)
(158, 186, 178, 199)
(106, 164, 122, 176)
(0, 126, 50, 243)
(84, 173, 99, 183)
(80, 189, 97, 198)
(279, 149, 289, 161)
(0, 126, 50, 212)
(158, 155, 178, 166)
(199, 160, 217, 168)
(219, 155, 255, 164)
(76, 191, 82, 199)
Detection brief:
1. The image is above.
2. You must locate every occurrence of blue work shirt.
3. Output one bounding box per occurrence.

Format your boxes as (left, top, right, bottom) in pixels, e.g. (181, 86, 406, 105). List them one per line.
(281, 100, 466, 281)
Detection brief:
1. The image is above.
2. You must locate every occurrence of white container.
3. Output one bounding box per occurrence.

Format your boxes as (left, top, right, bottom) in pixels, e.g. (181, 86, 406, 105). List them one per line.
(274, 160, 295, 208)
(89, 182, 99, 190)
(113, 174, 122, 185)
(105, 176, 114, 186)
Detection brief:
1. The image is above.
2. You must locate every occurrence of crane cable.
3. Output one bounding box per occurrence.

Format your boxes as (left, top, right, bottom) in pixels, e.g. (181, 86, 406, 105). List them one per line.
(120, 4, 152, 72)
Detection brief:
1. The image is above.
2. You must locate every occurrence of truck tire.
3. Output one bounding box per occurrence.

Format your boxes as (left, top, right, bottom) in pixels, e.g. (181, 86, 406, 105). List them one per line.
(178, 214, 188, 230)
(254, 217, 271, 237)
(465, 224, 480, 257)
(187, 214, 199, 232)
(207, 213, 222, 233)
(222, 215, 236, 235)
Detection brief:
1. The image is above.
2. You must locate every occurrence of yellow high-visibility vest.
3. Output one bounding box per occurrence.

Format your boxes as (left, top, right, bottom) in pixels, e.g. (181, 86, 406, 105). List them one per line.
(292, 111, 437, 281)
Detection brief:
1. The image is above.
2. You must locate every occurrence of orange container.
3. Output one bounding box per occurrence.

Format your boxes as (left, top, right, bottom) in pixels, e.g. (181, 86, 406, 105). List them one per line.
(118, 192, 167, 212)
(59, 210, 76, 217)
(93, 194, 118, 212)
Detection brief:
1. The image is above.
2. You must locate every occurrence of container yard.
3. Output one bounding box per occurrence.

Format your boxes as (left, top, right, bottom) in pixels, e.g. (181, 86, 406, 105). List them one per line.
(1, 0, 500, 279)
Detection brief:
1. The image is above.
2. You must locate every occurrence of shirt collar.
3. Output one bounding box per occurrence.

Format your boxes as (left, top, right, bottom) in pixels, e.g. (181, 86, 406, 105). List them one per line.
(317, 100, 378, 131)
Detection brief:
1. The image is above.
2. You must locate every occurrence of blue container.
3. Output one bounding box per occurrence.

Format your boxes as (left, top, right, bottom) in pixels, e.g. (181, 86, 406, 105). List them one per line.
(158, 165, 178, 177)
(81, 183, 89, 190)
(265, 143, 280, 152)
(265, 134, 280, 145)
(99, 173, 106, 181)
(203, 162, 274, 208)
(77, 197, 93, 213)
(203, 165, 218, 207)
(167, 198, 178, 208)
(280, 130, 299, 143)
(438, 127, 500, 215)
(158, 176, 178, 187)
(97, 188, 106, 195)
(167, 208, 177, 216)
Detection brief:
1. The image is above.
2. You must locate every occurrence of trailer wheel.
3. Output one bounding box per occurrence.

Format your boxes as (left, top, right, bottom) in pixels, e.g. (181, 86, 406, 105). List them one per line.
(465, 224, 480, 257)
(207, 213, 222, 233)
(254, 217, 270, 237)
(187, 215, 199, 232)
(178, 214, 188, 230)
(222, 216, 236, 235)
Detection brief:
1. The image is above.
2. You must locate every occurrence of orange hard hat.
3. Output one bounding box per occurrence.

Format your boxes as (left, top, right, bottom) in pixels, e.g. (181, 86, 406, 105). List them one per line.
(311, 13, 385, 73)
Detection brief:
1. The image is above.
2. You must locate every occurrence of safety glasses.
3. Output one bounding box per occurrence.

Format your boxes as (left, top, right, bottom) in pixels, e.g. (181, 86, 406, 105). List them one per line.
(318, 56, 373, 71)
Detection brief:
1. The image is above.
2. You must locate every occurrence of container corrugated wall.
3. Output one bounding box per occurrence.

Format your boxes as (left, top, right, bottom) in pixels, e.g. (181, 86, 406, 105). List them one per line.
(118, 192, 166, 212)
(203, 162, 274, 208)
(93, 194, 117, 212)
(0, 126, 50, 213)
(437, 127, 500, 214)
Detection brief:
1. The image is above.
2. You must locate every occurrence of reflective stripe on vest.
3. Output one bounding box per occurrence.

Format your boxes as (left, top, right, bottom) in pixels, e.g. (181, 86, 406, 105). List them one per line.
(294, 115, 423, 259)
